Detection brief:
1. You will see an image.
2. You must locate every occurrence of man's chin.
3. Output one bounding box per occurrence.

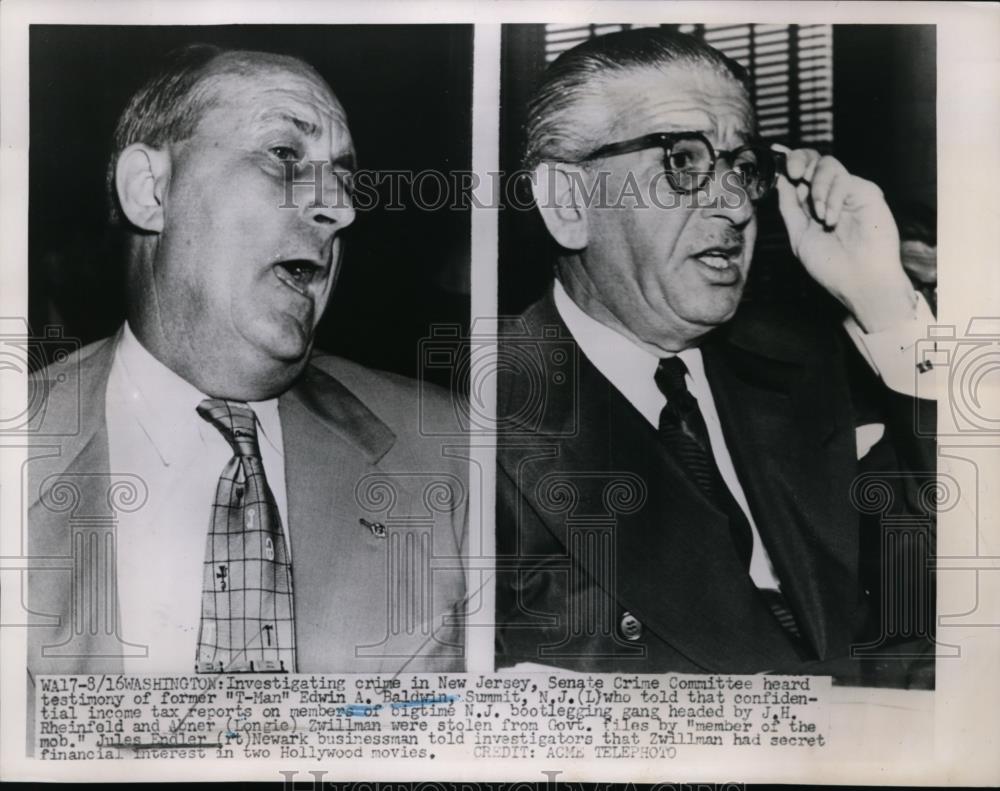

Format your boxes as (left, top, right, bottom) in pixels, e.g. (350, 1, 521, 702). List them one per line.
(257, 335, 315, 384)
(677, 293, 745, 339)
(252, 314, 318, 361)
(203, 327, 315, 400)
(212, 353, 311, 401)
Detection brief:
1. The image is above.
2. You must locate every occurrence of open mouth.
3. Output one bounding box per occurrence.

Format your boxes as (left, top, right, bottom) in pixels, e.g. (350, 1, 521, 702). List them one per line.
(692, 245, 742, 271)
(273, 259, 325, 297)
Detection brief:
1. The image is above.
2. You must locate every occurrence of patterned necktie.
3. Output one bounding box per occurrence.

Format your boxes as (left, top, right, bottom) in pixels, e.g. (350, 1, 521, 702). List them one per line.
(654, 356, 754, 568)
(195, 398, 296, 673)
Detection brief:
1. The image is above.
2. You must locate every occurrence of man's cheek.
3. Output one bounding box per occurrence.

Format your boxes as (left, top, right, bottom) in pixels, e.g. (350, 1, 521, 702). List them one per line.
(654, 221, 687, 272)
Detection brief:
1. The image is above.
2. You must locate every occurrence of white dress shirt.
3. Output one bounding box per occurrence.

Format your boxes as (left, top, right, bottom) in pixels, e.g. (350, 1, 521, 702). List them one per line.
(552, 280, 937, 593)
(553, 280, 784, 590)
(105, 324, 289, 673)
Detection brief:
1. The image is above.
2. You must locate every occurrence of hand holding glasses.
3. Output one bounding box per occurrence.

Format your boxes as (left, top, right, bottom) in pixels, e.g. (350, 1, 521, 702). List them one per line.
(566, 130, 915, 332)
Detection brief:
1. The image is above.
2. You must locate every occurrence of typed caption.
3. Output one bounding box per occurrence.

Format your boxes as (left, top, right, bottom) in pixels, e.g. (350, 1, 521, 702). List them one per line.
(35, 673, 830, 761)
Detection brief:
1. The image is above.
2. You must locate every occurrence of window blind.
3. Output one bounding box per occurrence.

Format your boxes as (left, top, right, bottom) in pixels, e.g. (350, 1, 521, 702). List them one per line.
(544, 22, 834, 148)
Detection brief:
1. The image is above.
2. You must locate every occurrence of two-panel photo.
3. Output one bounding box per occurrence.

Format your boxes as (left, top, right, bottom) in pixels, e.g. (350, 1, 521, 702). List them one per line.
(16, 16, 951, 775)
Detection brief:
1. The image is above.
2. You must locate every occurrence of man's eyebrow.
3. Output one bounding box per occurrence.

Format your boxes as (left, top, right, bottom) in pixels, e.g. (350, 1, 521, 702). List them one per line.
(654, 122, 712, 137)
(661, 125, 756, 146)
(256, 109, 321, 137)
(331, 151, 357, 171)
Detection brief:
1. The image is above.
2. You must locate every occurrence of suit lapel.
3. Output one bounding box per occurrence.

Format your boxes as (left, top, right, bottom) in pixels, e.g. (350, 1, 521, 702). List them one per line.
(278, 361, 397, 670)
(702, 315, 861, 659)
(503, 293, 804, 671)
(32, 338, 409, 675)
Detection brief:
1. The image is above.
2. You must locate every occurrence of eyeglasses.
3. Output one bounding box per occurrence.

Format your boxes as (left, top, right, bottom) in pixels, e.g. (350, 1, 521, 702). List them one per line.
(574, 131, 787, 202)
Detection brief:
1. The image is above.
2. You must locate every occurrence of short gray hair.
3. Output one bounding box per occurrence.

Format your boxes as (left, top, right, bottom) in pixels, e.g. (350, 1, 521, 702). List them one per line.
(523, 27, 750, 170)
(106, 44, 324, 225)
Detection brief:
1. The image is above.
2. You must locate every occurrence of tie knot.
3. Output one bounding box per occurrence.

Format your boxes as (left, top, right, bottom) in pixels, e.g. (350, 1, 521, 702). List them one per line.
(654, 356, 690, 399)
(197, 398, 261, 458)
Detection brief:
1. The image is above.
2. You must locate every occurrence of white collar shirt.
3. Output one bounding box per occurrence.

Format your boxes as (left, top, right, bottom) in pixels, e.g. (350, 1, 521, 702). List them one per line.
(105, 323, 289, 672)
(552, 279, 781, 592)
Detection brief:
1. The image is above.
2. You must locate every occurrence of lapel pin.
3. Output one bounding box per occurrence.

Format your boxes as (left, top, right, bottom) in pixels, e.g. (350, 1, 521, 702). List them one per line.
(359, 517, 387, 538)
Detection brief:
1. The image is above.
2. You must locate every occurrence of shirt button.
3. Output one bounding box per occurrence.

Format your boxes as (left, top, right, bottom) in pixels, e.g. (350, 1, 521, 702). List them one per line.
(620, 611, 642, 641)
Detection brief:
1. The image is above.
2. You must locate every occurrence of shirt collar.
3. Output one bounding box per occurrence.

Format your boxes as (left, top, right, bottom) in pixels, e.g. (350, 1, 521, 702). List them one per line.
(552, 279, 706, 426)
(112, 323, 283, 466)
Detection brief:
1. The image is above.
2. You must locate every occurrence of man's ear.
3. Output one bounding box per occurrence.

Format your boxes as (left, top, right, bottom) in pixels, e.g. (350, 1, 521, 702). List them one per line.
(531, 162, 589, 251)
(115, 143, 171, 233)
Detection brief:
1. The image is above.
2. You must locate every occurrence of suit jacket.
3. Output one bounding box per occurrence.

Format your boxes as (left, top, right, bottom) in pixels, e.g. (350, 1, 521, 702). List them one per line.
(495, 287, 936, 679)
(26, 330, 467, 685)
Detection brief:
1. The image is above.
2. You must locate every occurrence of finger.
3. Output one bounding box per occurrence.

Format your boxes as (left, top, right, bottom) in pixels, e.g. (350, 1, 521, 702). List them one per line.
(775, 173, 808, 241)
(810, 156, 847, 223)
(804, 155, 819, 183)
(795, 181, 809, 209)
(770, 142, 792, 178)
(782, 147, 821, 182)
(823, 172, 851, 227)
(848, 176, 886, 208)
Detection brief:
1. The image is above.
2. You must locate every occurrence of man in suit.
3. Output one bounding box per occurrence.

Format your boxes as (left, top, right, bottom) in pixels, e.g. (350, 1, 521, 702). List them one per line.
(27, 44, 466, 688)
(495, 28, 937, 681)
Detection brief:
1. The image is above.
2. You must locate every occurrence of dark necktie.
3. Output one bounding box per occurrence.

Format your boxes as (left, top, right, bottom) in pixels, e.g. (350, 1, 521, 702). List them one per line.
(654, 356, 754, 568)
(655, 357, 803, 642)
(195, 398, 296, 673)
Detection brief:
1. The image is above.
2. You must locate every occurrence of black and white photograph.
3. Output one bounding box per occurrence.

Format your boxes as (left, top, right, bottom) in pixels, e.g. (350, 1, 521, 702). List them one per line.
(22, 25, 473, 686)
(494, 23, 939, 687)
(0, 1, 997, 786)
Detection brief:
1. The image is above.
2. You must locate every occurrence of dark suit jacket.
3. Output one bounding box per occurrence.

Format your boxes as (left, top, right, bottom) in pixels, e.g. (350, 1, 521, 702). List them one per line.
(26, 330, 467, 684)
(496, 287, 936, 678)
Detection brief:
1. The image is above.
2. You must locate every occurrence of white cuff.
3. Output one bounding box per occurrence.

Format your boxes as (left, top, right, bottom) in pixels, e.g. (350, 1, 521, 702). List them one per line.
(843, 291, 940, 399)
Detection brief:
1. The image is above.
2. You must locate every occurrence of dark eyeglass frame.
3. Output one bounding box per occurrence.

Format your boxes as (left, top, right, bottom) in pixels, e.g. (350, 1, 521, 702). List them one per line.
(574, 130, 787, 201)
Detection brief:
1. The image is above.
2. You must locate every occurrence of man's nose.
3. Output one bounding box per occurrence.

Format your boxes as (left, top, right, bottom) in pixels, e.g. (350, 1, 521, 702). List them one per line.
(299, 163, 356, 231)
(701, 161, 755, 227)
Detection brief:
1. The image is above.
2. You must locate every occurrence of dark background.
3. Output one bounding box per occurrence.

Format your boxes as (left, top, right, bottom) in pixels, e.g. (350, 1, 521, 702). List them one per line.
(29, 24, 936, 375)
(29, 25, 472, 385)
(498, 24, 936, 316)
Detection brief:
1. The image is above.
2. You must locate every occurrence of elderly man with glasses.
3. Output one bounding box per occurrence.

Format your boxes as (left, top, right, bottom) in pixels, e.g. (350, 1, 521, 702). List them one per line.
(495, 28, 938, 683)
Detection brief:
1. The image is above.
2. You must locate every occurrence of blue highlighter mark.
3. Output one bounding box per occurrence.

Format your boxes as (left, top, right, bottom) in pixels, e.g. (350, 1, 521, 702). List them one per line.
(340, 695, 460, 716)
(343, 704, 383, 716)
(391, 694, 460, 709)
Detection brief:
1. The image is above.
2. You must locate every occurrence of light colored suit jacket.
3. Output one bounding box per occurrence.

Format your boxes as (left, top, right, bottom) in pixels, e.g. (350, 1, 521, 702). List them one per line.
(26, 331, 467, 688)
